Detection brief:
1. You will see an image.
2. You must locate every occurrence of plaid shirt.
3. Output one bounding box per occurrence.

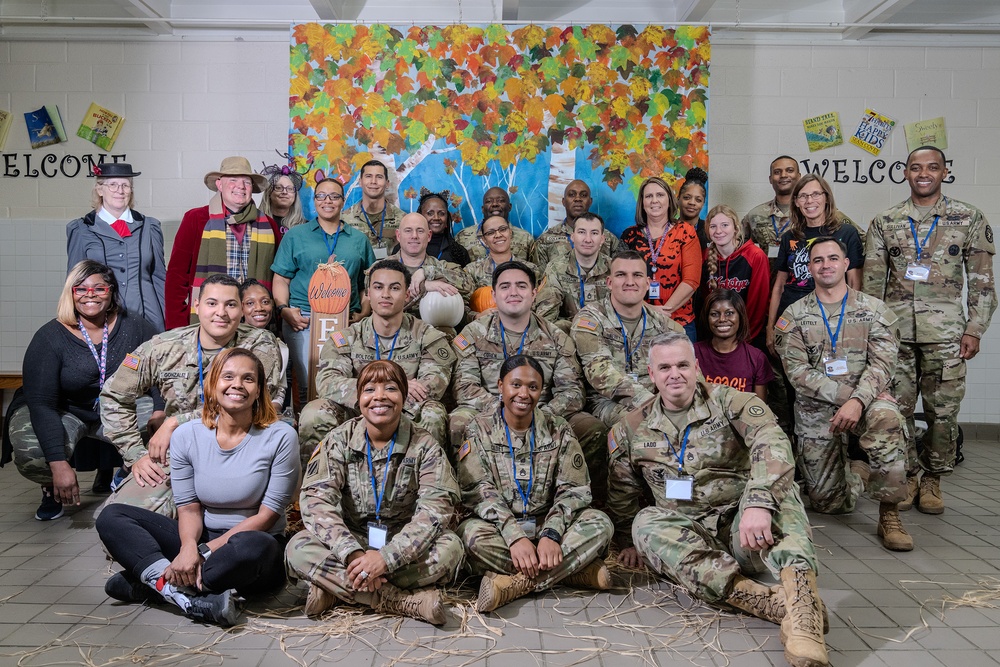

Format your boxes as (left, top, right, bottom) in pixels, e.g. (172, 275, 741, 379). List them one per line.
(226, 222, 251, 282)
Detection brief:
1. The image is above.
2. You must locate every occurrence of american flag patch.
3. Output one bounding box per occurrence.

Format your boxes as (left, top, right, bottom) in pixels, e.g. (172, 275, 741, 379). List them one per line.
(577, 318, 597, 331)
(454, 334, 471, 350)
(332, 331, 348, 347)
(122, 353, 141, 370)
(607, 431, 618, 454)
(458, 440, 471, 461)
(775, 317, 791, 332)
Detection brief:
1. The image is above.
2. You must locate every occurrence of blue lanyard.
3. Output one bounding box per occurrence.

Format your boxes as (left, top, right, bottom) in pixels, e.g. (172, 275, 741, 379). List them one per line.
(771, 214, 790, 240)
(361, 205, 386, 243)
(78, 319, 109, 408)
(374, 328, 400, 361)
(614, 308, 647, 372)
(644, 224, 671, 265)
(908, 214, 940, 261)
(576, 261, 586, 308)
(502, 408, 535, 517)
(320, 224, 341, 257)
(499, 321, 528, 359)
(197, 337, 206, 404)
(817, 292, 848, 357)
(365, 430, 398, 523)
(664, 424, 692, 475)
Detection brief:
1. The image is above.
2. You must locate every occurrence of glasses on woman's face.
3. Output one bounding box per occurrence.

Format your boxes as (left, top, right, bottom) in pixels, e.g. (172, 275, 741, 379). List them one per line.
(482, 225, 510, 239)
(795, 191, 826, 202)
(102, 182, 132, 192)
(273, 186, 295, 194)
(74, 285, 110, 297)
(315, 192, 344, 201)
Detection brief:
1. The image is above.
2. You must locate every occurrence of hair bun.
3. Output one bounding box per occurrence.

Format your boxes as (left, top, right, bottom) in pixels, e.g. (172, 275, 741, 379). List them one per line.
(684, 167, 708, 185)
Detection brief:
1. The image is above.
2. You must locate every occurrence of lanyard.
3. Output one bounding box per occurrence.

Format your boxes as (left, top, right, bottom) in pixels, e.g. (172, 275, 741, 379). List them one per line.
(374, 328, 400, 361)
(576, 261, 587, 308)
(817, 292, 848, 357)
(365, 429, 398, 523)
(197, 337, 206, 404)
(320, 224, 341, 257)
(361, 205, 386, 243)
(502, 408, 535, 517)
(664, 424, 693, 475)
(499, 321, 528, 359)
(908, 214, 940, 261)
(644, 223, 671, 265)
(614, 308, 647, 372)
(770, 214, 790, 240)
(78, 320, 109, 405)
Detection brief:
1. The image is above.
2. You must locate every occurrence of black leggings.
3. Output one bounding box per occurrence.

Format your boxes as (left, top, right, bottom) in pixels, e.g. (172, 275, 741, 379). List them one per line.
(96, 504, 287, 595)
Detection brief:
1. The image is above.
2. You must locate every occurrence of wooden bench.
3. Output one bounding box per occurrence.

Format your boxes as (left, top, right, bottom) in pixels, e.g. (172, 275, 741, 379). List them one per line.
(0, 373, 23, 428)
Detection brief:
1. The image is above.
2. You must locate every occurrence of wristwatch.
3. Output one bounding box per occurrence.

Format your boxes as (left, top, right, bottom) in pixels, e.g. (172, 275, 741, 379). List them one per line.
(539, 528, 562, 544)
(197, 543, 212, 559)
(275, 304, 288, 315)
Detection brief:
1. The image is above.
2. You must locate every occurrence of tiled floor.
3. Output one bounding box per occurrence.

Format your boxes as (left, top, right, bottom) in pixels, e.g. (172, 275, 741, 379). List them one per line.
(2, 439, 1000, 666)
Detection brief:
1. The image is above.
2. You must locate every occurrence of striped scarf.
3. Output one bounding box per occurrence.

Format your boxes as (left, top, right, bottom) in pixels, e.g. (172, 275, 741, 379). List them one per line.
(190, 194, 276, 322)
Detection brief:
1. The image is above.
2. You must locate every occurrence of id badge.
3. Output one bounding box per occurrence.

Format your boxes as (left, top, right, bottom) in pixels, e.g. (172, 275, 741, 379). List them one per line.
(517, 517, 537, 539)
(627, 373, 640, 383)
(514, 463, 531, 482)
(665, 475, 695, 501)
(367, 521, 388, 549)
(823, 356, 849, 376)
(648, 282, 661, 300)
(767, 244, 779, 259)
(373, 246, 388, 260)
(904, 262, 930, 281)
(583, 284, 598, 303)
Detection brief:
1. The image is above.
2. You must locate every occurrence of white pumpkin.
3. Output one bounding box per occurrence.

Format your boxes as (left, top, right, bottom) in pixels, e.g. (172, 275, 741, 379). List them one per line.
(419, 291, 464, 328)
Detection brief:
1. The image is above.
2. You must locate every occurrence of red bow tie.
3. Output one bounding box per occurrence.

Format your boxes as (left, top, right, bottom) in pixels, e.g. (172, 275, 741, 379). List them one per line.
(111, 219, 132, 238)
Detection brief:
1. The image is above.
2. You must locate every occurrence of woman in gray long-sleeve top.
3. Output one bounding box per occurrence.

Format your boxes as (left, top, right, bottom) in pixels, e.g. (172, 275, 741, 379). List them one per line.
(95, 348, 300, 627)
(67, 162, 166, 331)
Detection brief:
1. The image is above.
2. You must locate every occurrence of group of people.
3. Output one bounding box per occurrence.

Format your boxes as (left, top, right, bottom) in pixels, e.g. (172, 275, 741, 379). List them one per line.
(1, 145, 993, 667)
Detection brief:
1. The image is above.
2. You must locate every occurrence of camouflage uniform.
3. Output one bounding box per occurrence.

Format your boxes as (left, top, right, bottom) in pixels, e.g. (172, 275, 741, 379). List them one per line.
(572, 297, 684, 427)
(864, 196, 996, 475)
(455, 224, 534, 262)
(534, 252, 611, 333)
(299, 314, 456, 462)
(99, 324, 284, 517)
(776, 288, 907, 512)
(607, 386, 818, 603)
(529, 220, 621, 267)
(464, 255, 540, 292)
(342, 201, 405, 256)
(449, 313, 609, 502)
(285, 416, 463, 602)
(456, 405, 612, 589)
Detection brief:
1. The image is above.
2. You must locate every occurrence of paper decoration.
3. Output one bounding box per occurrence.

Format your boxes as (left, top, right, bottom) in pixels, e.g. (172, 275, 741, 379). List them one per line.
(77, 102, 126, 151)
(848, 108, 895, 156)
(0, 109, 12, 151)
(24, 105, 67, 149)
(802, 112, 843, 152)
(904, 117, 947, 153)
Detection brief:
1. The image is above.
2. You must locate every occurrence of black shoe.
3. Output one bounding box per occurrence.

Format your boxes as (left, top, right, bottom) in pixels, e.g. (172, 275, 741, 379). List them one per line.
(110, 467, 130, 493)
(92, 468, 114, 494)
(35, 488, 64, 521)
(104, 572, 162, 603)
(185, 589, 240, 627)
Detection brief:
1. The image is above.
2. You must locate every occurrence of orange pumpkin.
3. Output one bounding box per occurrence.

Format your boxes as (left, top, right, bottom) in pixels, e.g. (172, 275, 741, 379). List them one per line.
(470, 286, 496, 312)
(307, 262, 352, 315)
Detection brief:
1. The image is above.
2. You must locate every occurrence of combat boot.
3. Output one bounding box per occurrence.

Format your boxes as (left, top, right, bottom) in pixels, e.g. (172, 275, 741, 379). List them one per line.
(364, 584, 446, 625)
(877, 503, 914, 551)
(779, 566, 828, 667)
(475, 571, 535, 613)
(562, 560, 611, 590)
(724, 575, 785, 625)
(897, 475, 919, 511)
(917, 474, 944, 514)
(304, 583, 337, 618)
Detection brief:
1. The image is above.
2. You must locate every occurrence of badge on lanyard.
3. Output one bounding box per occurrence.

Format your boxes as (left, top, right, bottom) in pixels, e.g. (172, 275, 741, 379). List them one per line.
(818, 292, 849, 377)
(904, 262, 931, 281)
(768, 244, 779, 259)
(648, 281, 661, 300)
(365, 430, 398, 550)
(373, 245, 388, 260)
(665, 475, 695, 501)
(367, 521, 389, 549)
(627, 373, 640, 383)
(905, 214, 938, 282)
(823, 356, 849, 376)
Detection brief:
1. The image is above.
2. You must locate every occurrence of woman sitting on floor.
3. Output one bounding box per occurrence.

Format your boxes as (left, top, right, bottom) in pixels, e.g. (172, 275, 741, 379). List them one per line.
(96, 348, 300, 627)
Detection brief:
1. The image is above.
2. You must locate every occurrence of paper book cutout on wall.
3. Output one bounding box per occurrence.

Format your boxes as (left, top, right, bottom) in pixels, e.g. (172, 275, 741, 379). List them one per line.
(0, 109, 12, 151)
(77, 103, 126, 151)
(849, 108, 895, 157)
(24, 105, 67, 149)
(903, 117, 947, 153)
(802, 112, 843, 152)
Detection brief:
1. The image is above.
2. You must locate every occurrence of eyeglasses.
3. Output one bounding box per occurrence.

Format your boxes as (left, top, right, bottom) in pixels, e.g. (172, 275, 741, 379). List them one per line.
(74, 285, 110, 296)
(795, 192, 826, 202)
(101, 182, 132, 192)
(315, 193, 344, 201)
(273, 186, 296, 194)
(482, 225, 510, 239)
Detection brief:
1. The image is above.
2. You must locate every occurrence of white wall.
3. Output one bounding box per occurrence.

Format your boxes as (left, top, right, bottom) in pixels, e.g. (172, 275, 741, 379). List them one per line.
(1, 36, 998, 422)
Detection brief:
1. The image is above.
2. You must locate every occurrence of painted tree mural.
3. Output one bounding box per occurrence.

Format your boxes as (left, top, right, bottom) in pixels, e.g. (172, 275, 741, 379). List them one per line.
(289, 23, 709, 235)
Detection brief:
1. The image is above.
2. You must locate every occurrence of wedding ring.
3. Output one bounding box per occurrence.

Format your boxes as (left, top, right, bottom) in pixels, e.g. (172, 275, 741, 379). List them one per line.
(360, 571, 369, 579)
(755, 535, 766, 541)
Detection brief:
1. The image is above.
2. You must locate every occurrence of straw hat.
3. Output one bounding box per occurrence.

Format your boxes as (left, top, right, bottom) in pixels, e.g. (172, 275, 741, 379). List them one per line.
(204, 156, 268, 193)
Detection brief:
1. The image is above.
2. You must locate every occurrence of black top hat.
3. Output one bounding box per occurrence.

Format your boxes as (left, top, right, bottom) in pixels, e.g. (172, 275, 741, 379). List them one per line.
(92, 162, 141, 178)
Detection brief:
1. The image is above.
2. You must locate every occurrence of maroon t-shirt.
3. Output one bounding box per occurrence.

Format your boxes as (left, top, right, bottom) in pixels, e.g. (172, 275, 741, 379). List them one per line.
(694, 340, 774, 394)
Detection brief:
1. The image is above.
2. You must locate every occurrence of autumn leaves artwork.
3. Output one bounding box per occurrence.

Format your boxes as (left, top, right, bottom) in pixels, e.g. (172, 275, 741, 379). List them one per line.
(289, 23, 710, 237)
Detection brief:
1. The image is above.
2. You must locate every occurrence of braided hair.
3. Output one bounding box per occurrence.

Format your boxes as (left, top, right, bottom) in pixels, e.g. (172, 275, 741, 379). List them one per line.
(704, 204, 744, 291)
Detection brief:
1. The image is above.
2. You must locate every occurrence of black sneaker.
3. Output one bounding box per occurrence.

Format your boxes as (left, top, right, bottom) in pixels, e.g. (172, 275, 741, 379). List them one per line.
(104, 572, 162, 603)
(35, 488, 64, 521)
(185, 589, 240, 627)
(92, 468, 114, 494)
